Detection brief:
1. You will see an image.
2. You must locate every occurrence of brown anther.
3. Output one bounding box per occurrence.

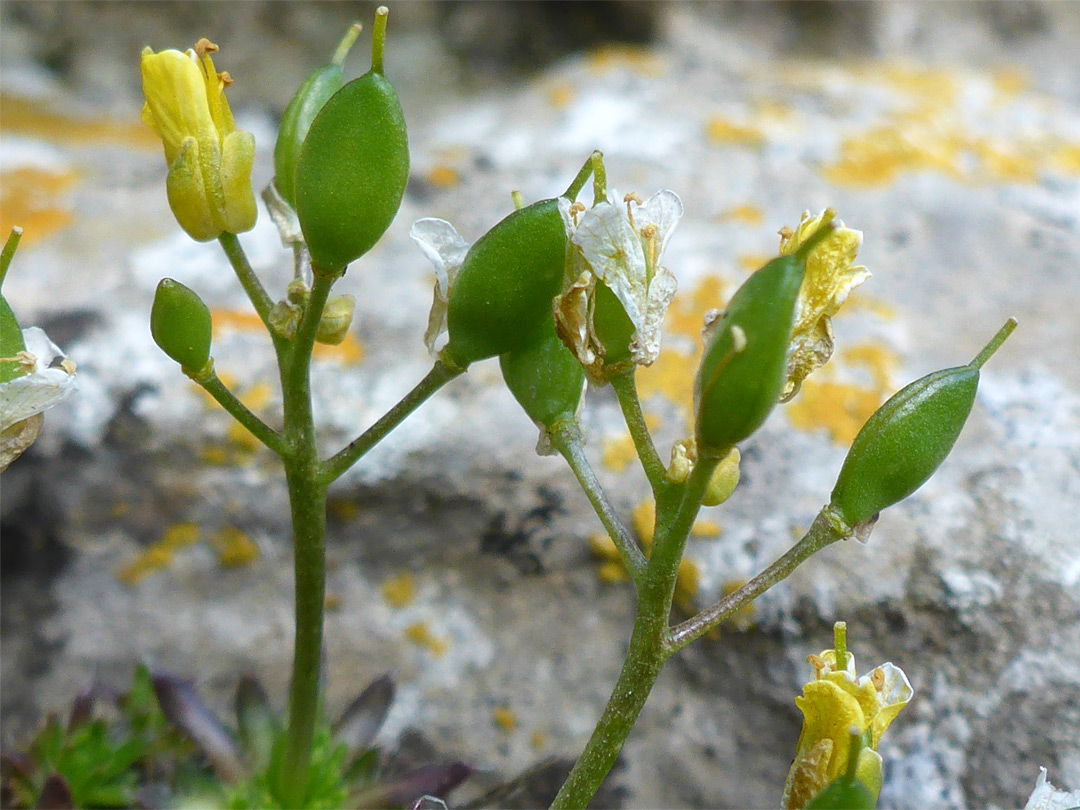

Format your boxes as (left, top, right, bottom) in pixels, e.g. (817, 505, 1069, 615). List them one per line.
(15, 351, 36, 372)
(871, 667, 885, 690)
(218, 71, 234, 87)
(623, 192, 643, 205)
(60, 358, 77, 375)
(194, 39, 219, 58)
(569, 201, 586, 223)
(640, 223, 658, 240)
(806, 653, 825, 672)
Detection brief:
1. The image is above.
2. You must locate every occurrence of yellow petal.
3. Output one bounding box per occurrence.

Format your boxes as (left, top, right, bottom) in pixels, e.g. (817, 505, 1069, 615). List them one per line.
(778, 208, 870, 401)
(220, 130, 256, 234)
(795, 679, 867, 784)
(854, 747, 883, 802)
(140, 47, 216, 164)
(165, 137, 219, 241)
(783, 737, 833, 810)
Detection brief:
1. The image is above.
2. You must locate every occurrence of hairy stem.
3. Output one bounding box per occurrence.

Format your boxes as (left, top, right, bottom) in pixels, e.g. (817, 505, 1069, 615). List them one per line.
(665, 507, 850, 654)
(321, 360, 461, 484)
(550, 421, 646, 584)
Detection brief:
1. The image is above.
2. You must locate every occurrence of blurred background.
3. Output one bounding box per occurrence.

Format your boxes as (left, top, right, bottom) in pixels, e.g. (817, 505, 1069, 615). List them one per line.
(3, 3, 1080, 808)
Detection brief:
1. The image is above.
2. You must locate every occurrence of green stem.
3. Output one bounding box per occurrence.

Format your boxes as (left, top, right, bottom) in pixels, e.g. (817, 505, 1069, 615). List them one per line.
(191, 365, 287, 457)
(563, 151, 601, 201)
(665, 507, 850, 654)
(550, 599, 666, 809)
(0, 226, 23, 288)
(219, 233, 275, 328)
(321, 360, 461, 484)
(552, 456, 717, 809)
(969, 317, 1017, 369)
(277, 272, 336, 805)
(331, 22, 364, 67)
(591, 153, 607, 205)
(371, 6, 388, 75)
(550, 421, 646, 584)
(609, 372, 669, 498)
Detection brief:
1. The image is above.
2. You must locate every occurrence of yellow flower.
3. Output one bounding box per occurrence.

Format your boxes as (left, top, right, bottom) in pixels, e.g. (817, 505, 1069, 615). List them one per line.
(141, 39, 256, 241)
(782, 635, 913, 810)
(778, 208, 870, 402)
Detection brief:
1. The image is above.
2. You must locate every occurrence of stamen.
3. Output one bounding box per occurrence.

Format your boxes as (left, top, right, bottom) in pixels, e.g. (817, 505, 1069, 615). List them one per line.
(218, 71, 234, 87)
(195, 38, 219, 58)
(871, 667, 885, 690)
(806, 653, 825, 674)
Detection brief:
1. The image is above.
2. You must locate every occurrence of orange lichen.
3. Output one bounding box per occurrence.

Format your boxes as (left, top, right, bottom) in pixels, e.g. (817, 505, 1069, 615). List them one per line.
(720, 204, 765, 226)
(382, 572, 417, 608)
(212, 526, 259, 568)
(426, 165, 460, 189)
(0, 167, 79, 246)
(547, 82, 575, 109)
(840, 343, 897, 391)
(404, 621, 449, 657)
(738, 253, 774, 273)
(632, 499, 656, 546)
(324, 592, 343, 611)
(705, 117, 765, 148)
(786, 379, 883, 445)
(992, 69, 1028, 100)
(600, 413, 661, 473)
(1052, 143, 1080, 175)
(328, 497, 361, 522)
(211, 309, 265, 336)
(117, 522, 200, 585)
(530, 730, 547, 749)
(691, 519, 722, 538)
(586, 44, 664, 76)
(664, 275, 730, 341)
(493, 706, 518, 732)
(312, 332, 365, 365)
(0, 94, 159, 147)
(674, 557, 701, 613)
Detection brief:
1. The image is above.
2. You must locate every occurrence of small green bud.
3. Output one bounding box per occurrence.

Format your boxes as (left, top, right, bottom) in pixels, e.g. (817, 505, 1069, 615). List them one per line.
(315, 294, 355, 345)
(151, 278, 213, 372)
(500, 316, 585, 430)
(830, 318, 1017, 528)
(702, 446, 741, 506)
(295, 8, 409, 272)
(442, 198, 567, 369)
(269, 300, 301, 340)
(273, 23, 362, 208)
(695, 227, 831, 458)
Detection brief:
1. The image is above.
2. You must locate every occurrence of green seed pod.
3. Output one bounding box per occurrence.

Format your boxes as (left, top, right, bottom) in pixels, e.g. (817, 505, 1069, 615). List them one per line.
(294, 9, 409, 272)
(1, 294, 28, 384)
(830, 318, 1016, 527)
(500, 315, 585, 429)
(591, 282, 636, 367)
(443, 198, 567, 369)
(695, 225, 833, 458)
(151, 278, 213, 372)
(804, 776, 876, 810)
(273, 23, 362, 208)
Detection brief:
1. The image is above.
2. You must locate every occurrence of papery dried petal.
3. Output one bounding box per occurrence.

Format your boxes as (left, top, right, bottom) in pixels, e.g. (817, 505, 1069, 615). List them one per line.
(410, 218, 470, 353)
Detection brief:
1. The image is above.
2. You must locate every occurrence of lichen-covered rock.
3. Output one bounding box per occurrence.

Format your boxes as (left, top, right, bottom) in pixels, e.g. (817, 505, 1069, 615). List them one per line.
(2, 4, 1079, 808)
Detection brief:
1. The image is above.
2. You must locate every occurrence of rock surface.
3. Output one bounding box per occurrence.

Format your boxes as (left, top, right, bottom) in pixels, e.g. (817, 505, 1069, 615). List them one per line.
(2, 3, 1079, 808)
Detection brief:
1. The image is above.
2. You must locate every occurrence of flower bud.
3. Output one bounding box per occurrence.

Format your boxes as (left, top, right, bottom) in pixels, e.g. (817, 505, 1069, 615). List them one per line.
(829, 318, 1016, 528)
(695, 225, 833, 458)
(273, 23, 362, 208)
(295, 8, 409, 272)
(702, 446, 741, 506)
(151, 278, 213, 372)
(141, 39, 256, 241)
(499, 316, 585, 436)
(315, 295, 355, 346)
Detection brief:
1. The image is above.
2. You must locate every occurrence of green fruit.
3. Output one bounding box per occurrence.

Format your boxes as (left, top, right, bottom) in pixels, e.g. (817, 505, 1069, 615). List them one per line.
(294, 58, 409, 271)
(591, 282, 636, 367)
(805, 777, 877, 810)
(500, 316, 585, 429)
(1, 294, 28, 384)
(151, 278, 213, 371)
(830, 318, 1016, 526)
(694, 253, 805, 458)
(443, 198, 567, 368)
(274, 64, 344, 208)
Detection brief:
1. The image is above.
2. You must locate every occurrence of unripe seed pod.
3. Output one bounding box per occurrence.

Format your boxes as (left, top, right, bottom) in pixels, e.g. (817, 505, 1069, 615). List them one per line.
(804, 777, 876, 810)
(591, 282, 636, 366)
(295, 9, 408, 272)
(500, 316, 585, 429)
(274, 23, 362, 208)
(829, 318, 1016, 527)
(695, 225, 832, 458)
(151, 278, 213, 372)
(443, 198, 567, 369)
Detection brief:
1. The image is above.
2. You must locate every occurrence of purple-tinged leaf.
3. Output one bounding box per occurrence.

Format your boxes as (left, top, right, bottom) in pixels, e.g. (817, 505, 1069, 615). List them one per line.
(67, 689, 94, 730)
(353, 761, 472, 809)
(332, 674, 394, 761)
(152, 673, 247, 784)
(35, 775, 73, 809)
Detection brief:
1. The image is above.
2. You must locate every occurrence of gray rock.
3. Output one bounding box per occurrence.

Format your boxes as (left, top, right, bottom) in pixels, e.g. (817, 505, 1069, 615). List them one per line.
(2, 4, 1079, 808)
